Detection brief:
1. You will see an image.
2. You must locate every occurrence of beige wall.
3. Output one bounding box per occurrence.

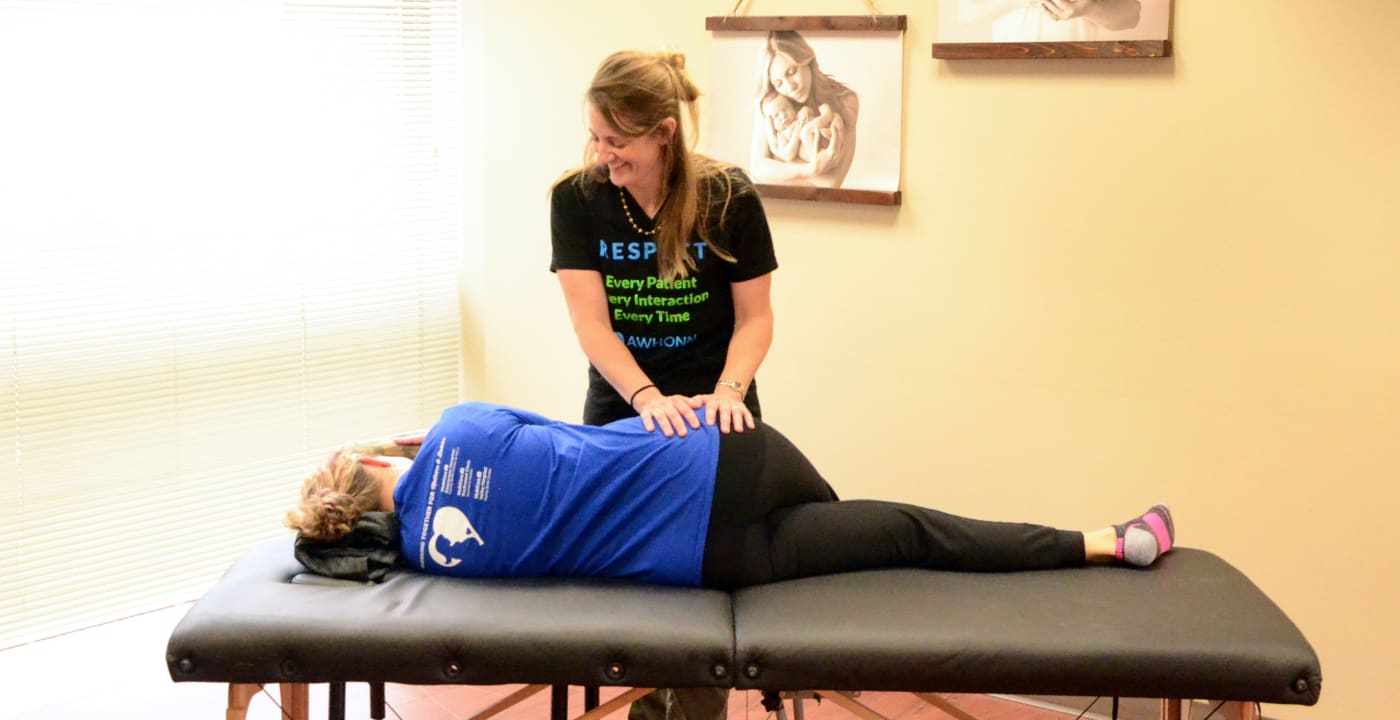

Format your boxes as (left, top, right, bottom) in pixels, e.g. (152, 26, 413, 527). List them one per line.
(467, 1, 1400, 717)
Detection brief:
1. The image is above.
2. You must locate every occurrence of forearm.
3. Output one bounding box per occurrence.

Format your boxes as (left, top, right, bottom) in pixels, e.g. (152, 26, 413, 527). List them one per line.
(342, 436, 420, 460)
(573, 320, 656, 405)
(558, 269, 658, 407)
(716, 310, 773, 396)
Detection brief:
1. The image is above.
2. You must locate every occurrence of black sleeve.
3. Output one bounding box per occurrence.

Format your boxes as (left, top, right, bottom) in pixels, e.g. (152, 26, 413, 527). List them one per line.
(549, 173, 597, 273)
(719, 172, 779, 282)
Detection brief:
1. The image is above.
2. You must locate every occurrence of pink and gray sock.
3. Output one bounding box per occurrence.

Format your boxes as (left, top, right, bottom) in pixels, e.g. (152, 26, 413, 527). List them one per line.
(1115, 504, 1174, 567)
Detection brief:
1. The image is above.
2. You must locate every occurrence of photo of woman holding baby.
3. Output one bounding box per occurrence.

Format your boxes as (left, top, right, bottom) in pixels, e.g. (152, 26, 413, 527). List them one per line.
(748, 30, 860, 188)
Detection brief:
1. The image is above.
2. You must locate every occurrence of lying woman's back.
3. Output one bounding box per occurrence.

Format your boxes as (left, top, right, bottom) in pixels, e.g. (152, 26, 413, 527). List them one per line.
(393, 402, 720, 585)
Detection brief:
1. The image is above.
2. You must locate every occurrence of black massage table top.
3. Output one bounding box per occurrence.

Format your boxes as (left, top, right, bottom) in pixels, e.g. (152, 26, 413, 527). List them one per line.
(166, 537, 1321, 706)
(165, 536, 735, 688)
(731, 549, 1320, 704)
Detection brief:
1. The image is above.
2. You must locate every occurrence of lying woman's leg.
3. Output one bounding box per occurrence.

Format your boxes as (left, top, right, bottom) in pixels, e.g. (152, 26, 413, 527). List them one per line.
(701, 422, 839, 589)
(765, 500, 1086, 582)
(699, 422, 1175, 588)
(758, 502, 1176, 585)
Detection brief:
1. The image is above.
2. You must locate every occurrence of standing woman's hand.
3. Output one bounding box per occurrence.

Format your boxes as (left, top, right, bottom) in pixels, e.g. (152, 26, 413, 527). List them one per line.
(703, 383, 756, 434)
(634, 389, 705, 438)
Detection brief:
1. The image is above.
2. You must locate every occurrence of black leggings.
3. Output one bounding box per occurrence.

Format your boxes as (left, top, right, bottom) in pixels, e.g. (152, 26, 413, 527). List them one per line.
(700, 422, 1085, 589)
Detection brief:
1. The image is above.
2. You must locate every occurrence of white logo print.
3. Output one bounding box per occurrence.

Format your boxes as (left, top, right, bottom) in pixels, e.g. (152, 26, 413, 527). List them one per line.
(428, 506, 484, 568)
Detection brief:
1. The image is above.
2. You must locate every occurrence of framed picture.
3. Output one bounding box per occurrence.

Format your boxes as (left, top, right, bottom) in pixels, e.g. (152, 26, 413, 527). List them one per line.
(933, 0, 1172, 59)
(706, 16, 906, 206)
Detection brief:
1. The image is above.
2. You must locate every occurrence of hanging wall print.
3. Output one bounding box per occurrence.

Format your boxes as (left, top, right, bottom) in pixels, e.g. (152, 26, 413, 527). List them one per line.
(933, 0, 1172, 59)
(707, 16, 906, 206)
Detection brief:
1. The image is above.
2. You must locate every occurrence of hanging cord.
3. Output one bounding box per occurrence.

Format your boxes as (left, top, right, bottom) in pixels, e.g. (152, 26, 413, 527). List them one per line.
(254, 683, 406, 720)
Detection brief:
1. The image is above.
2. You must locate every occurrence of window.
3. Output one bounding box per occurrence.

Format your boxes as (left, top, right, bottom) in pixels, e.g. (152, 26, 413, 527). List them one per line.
(0, 0, 464, 647)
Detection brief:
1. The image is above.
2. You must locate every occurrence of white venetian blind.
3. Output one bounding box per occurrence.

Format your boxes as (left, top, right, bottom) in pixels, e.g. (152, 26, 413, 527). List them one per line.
(0, 0, 464, 647)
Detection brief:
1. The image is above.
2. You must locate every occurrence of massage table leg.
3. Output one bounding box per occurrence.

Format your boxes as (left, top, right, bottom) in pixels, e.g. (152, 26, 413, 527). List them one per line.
(225, 683, 308, 720)
(553, 683, 570, 720)
(471, 685, 650, 720)
(1219, 701, 1259, 720)
(329, 681, 346, 719)
(370, 681, 385, 719)
(281, 683, 309, 720)
(226, 683, 257, 720)
(1162, 699, 1260, 720)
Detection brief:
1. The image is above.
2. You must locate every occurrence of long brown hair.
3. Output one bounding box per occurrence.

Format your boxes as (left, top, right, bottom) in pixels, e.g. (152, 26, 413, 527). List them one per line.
(557, 50, 745, 281)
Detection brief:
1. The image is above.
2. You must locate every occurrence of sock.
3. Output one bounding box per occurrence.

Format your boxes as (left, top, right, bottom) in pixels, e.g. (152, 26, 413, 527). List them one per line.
(1115, 504, 1174, 567)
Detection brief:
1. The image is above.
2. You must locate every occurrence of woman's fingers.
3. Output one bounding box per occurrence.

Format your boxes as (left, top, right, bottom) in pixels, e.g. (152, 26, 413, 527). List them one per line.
(640, 395, 702, 437)
(698, 393, 753, 434)
(723, 401, 754, 434)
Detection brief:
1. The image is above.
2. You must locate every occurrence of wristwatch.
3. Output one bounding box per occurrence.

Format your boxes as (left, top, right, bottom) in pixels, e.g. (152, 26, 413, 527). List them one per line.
(716, 380, 745, 396)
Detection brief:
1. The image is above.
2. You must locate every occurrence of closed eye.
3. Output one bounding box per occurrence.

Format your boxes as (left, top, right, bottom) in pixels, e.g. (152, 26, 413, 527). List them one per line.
(589, 132, 628, 149)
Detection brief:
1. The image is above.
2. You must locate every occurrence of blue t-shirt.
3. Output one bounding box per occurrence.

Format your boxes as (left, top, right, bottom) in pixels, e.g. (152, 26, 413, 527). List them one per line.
(393, 402, 719, 586)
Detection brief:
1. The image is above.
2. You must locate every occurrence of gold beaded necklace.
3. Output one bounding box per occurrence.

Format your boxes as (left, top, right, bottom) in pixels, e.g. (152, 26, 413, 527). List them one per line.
(619, 191, 659, 237)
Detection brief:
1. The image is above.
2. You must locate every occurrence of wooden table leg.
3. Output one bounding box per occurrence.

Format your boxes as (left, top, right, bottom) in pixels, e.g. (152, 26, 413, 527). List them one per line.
(226, 683, 259, 720)
(279, 683, 309, 720)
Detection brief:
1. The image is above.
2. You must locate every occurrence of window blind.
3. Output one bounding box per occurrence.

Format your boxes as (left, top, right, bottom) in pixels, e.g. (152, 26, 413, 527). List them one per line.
(0, 0, 464, 647)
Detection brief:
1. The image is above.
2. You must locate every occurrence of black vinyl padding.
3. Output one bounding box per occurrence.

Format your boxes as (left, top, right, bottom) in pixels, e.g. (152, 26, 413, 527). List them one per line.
(731, 549, 1320, 704)
(166, 538, 1321, 705)
(165, 537, 735, 688)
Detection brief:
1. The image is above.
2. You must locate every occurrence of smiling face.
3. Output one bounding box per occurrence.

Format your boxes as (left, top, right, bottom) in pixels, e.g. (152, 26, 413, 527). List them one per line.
(767, 51, 812, 105)
(586, 105, 672, 194)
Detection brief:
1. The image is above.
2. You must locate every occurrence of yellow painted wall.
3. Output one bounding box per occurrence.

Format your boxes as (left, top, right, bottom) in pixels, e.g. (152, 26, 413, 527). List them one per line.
(467, 1, 1400, 716)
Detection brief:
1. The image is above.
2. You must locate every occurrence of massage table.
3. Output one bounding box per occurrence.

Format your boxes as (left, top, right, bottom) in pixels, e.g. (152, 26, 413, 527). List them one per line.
(166, 536, 1321, 720)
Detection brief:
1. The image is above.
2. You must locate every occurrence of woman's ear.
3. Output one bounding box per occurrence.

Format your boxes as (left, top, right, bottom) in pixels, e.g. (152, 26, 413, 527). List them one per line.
(658, 117, 678, 143)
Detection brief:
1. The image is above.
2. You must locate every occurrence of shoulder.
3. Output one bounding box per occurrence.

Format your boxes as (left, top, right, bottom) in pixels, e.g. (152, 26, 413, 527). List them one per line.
(697, 163, 758, 203)
(551, 169, 610, 205)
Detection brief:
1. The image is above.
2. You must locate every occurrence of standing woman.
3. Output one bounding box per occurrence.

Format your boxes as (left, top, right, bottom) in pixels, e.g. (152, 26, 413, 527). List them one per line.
(549, 49, 777, 720)
(551, 50, 777, 439)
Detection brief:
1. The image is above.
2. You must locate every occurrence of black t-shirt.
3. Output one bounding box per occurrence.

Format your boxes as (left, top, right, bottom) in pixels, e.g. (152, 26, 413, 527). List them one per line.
(550, 168, 778, 423)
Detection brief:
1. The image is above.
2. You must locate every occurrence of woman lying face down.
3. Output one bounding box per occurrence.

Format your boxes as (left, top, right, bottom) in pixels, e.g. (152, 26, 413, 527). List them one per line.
(286, 402, 1174, 588)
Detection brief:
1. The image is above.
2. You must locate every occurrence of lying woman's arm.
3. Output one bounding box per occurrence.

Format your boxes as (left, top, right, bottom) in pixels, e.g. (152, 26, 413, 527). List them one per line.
(340, 432, 425, 459)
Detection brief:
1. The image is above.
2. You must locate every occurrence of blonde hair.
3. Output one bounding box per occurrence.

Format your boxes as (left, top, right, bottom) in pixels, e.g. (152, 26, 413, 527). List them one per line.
(284, 452, 382, 542)
(559, 50, 746, 281)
